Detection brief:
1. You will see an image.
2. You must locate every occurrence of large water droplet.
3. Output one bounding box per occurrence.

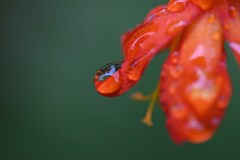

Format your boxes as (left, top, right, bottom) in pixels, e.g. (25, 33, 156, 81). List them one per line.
(167, 20, 187, 36)
(168, 0, 187, 12)
(130, 32, 155, 51)
(94, 62, 123, 96)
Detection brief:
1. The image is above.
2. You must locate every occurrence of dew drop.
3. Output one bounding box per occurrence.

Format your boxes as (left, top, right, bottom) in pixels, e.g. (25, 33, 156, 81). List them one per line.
(139, 42, 146, 49)
(167, 20, 187, 36)
(230, 6, 238, 18)
(223, 22, 230, 30)
(216, 95, 229, 109)
(168, 0, 187, 12)
(168, 82, 177, 94)
(169, 64, 184, 78)
(161, 70, 167, 78)
(211, 117, 221, 126)
(127, 49, 155, 81)
(130, 32, 155, 50)
(170, 51, 179, 64)
(127, 62, 144, 81)
(157, 8, 167, 16)
(208, 14, 215, 23)
(170, 103, 187, 120)
(145, 14, 156, 22)
(188, 118, 204, 131)
(213, 32, 221, 40)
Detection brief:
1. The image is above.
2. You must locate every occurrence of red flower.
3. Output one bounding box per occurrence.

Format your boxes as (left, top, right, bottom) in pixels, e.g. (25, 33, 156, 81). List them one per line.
(93, 0, 239, 144)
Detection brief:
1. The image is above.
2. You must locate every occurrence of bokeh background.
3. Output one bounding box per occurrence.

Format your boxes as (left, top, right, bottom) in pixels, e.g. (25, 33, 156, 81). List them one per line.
(1, 0, 240, 159)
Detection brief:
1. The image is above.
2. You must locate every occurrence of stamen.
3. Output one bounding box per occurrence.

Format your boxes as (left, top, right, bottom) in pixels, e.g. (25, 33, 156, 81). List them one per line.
(131, 92, 152, 101)
(142, 83, 159, 126)
(132, 34, 182, 127)
(131, 83, 160, 127)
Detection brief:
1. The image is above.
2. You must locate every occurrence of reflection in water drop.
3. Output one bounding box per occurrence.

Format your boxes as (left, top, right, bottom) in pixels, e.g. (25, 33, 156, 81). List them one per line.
(94, 62, 123, 96)
(95, 62, 122, 82)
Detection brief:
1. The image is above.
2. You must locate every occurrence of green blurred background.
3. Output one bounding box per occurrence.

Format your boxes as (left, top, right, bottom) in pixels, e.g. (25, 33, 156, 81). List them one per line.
(1, 0, 240, 159)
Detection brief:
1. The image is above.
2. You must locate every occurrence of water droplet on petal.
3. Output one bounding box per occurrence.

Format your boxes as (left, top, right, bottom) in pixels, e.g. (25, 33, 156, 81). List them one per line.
(211, 117, 221, 126)
(208, 14, 215, 23)
(130, 32, 155, 50)
(230, 6, 238, 18)
(127, 62, 145, 81)
(223, 22, 230, 30)
(168, 0, 187, 12)
(171, 51, 179, 64)
(94, 62, 123, 95)
(216, 95, 229, 109)
(127, 49, 155, 81)
(213, 32, 221, 40)
(167, 20, 187, 36)
(188, 118, 204, 131)
(158, 8, 167, 15)
(168, 82, 177, 94)
(139, 42, 146, 49)
(171, 103, 188, 120)
(169, 64, 184, 78)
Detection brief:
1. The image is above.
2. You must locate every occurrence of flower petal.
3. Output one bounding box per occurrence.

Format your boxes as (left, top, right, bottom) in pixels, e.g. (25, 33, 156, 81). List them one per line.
(99, 3, 201, 97)
(219, 0, 240, 65)
(159, 11, 232, 144)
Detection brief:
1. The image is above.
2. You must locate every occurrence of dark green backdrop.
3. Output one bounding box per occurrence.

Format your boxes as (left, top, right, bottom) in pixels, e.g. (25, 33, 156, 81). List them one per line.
(1, 0, 240, 159)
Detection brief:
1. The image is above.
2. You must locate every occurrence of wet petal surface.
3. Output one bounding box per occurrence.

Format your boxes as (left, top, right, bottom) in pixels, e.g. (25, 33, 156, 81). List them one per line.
(94, 3, 202, 97)
(160, 10, 232, 144)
